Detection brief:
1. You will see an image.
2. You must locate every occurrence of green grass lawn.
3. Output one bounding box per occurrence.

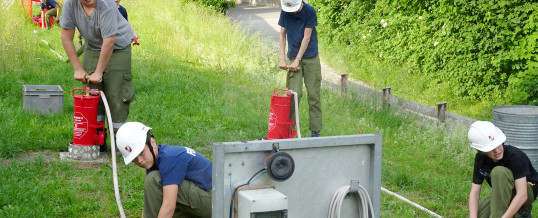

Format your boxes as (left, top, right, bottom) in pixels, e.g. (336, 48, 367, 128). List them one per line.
(0, 0, 528, 217)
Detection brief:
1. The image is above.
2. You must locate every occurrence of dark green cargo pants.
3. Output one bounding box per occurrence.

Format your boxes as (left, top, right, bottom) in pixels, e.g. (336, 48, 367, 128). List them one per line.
(286, 55, 322, 132)
(82, 45, 135, 130)
(143, 171, 212, 218)
(44, 9, 57, 29)
(478, 166, 535, 218)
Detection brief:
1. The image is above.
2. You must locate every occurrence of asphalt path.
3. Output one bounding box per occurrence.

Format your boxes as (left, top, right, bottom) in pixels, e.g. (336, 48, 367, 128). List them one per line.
(227, 4, 282, 43)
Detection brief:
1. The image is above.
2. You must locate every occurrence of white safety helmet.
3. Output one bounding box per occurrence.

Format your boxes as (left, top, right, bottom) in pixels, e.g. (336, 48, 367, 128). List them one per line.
(468, 121, 506, 152)
(281, 0, 301, 12)
(116, 122, 152, 165)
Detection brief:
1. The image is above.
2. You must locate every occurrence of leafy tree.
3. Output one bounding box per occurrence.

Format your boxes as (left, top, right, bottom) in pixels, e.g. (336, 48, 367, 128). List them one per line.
(311, 0, 538, 105)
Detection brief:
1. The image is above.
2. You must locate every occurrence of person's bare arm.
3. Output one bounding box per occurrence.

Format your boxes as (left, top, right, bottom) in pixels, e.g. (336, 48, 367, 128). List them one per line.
(469, 183, 481, 218)
(278, 26, 288, 70)
(41, 10, 45, 29)
(158, 184, 178, 218)
(89, 36, 116, 83)
(287, 27, 312, 71)
(55, 5, 60, 20)
(62, 28, 88, 83)
(129, 22, 137, 39)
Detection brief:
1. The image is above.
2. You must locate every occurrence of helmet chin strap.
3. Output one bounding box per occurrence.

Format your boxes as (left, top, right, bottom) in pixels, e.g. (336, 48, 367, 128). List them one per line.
(146, 134, 159, 171)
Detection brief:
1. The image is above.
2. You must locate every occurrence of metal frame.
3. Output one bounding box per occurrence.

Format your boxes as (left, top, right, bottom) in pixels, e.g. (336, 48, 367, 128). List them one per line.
(212, 134, 382, 218)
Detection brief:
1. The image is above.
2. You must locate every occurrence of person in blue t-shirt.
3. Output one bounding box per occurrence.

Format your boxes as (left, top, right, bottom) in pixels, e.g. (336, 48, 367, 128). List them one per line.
(39, 0, 60, 29)
(114, 0, 128, 20)
(116, 122, 212, 218)
(114, 0, 137, 40)
(278, 0, 322, 137)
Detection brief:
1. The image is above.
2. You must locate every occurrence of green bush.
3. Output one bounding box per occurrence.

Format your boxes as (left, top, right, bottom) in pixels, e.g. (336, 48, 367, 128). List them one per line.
(185, 0, 236, 13)
(311, 0, 538, 105)
(507, 68, 538, 105)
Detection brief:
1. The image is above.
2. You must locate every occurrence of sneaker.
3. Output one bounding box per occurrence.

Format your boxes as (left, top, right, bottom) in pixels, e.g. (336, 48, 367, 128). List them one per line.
(311, 131, 320, 137)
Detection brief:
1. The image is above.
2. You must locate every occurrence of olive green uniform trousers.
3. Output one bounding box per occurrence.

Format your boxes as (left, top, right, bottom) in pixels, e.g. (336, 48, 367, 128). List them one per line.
(143, 171, 212, 218)
(478, 166, 535, 218)
(82, 45, 135, 130)
(43, 9, 57, 29)
(286, 55, 322, 132)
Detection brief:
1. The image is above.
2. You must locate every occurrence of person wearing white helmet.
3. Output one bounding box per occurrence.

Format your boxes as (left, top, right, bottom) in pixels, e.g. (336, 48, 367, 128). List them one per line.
(116, 122, 212, 218)
(468, 121, 538, 218)
(278, 0, 322, 137)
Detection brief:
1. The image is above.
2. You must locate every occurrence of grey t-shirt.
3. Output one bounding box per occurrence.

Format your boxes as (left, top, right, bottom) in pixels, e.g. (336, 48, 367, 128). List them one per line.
(60, 0, 133, 50)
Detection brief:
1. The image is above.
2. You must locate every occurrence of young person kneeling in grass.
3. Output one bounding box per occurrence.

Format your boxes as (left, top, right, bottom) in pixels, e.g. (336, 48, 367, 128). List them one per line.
(468, 121, 538, 218)
(39, 0, 60, 30)
(117, 122, 212, 217)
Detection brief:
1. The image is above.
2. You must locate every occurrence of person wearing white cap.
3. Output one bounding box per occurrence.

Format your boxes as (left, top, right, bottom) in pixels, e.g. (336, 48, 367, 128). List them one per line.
(116, 122, 212, 217)
(468, 121, 538, 218)
(278, 0, 322, 137)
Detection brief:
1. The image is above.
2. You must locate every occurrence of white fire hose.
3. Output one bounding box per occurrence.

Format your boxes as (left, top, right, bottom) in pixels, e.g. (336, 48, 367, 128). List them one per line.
(100, 91, 126, 218)
(328, 184, 374, 218)
(289, 90, 301, 138)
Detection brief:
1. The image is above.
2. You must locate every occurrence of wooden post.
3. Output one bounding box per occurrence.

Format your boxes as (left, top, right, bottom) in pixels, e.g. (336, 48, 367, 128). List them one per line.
(435, 101, 448, 122)
(340, 73, 348, 94)
(382, 87, 392, 108)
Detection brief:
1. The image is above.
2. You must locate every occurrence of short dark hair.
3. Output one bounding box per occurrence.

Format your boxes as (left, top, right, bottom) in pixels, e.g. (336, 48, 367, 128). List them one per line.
(145, 130, 154, 147)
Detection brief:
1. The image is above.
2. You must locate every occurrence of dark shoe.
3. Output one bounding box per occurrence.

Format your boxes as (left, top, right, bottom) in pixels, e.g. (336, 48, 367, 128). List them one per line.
(311, 131, 320, 137)
(115, 147, 123, 157)
(100, 144, 107, 152)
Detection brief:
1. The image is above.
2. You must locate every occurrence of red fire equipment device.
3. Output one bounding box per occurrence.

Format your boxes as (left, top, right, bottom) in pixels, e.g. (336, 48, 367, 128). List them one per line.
(266, 88, 297, 139)
(21, 0, 63, 28)
(131, 36, 140, 46)
(72, 89, 106, 147)
(31, 10, 54, 28)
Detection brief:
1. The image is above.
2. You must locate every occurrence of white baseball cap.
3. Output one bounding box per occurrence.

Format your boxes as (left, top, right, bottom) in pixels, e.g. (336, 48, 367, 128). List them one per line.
(281, 0, 302, 12)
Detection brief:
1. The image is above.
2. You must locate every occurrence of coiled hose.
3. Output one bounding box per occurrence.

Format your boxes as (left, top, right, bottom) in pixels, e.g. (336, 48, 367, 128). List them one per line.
(328, 184, 374, 218)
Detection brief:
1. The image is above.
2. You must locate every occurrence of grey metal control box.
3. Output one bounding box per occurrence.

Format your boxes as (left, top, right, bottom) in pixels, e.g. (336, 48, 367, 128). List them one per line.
(212, 134, 382, 218)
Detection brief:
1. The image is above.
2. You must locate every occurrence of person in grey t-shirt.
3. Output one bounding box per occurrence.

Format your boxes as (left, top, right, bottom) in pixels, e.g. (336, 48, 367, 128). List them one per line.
(60, 0, 136, 151)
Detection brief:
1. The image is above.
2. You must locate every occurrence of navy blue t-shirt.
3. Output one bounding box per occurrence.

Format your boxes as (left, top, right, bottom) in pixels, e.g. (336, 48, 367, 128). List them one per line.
(278, 2, 318, 60)
(40, 0, 59, 11)
(118, 5, 128, 21)
(147, 145, 212, 191)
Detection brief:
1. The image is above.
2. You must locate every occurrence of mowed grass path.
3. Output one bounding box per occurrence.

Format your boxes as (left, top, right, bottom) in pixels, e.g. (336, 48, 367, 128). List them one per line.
(0, 0, 498, 216)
